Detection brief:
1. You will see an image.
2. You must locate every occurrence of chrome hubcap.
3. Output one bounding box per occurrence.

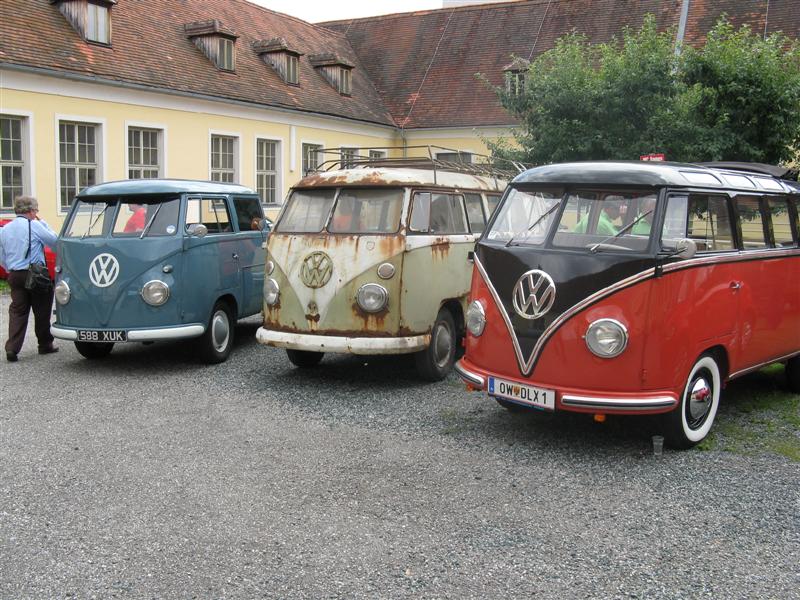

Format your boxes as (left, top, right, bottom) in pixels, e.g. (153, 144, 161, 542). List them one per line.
(687, 373, 713, 429)
(432, 321, 453, 369)
(211, 310, 230, 353)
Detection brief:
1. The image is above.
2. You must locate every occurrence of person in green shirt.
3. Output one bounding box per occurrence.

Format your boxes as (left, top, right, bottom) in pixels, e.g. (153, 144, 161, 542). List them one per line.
(574, 202, 622, 236)
(631, 196, 657, 236)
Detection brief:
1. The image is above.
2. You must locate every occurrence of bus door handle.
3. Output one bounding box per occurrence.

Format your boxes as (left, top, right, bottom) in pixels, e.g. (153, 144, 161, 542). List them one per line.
(729, 281, 742, 291)
(232, 253, 239, 260)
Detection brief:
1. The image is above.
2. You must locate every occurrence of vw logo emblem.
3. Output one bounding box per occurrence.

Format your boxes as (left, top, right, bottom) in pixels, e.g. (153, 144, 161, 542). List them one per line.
(89, 253, 120, 288)
(512, 269, 556, 320)
(300, 251, 333, 288)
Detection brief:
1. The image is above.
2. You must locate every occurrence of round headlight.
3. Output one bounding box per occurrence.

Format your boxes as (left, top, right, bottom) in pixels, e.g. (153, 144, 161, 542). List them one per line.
(54, 280, 71, 305)
(356, 283, 388, 313)
(585, 318, 628, 358)
(466, 300, 486, 337)
(141, 280, 170, 306)
(265, 278, 280, 306)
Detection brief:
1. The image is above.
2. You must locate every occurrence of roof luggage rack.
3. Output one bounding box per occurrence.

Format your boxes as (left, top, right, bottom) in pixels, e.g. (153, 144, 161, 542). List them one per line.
(310, 145, 525, 183)
(699, 162, 798, 181)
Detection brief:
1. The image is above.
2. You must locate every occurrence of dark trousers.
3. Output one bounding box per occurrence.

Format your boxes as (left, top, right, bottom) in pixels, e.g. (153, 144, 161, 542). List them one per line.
(5, 270, 55, 354)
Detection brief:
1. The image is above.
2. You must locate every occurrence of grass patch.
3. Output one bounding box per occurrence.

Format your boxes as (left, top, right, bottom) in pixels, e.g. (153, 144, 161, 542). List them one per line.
(0, 279, 8, 294)
(702, 364, 800, 461)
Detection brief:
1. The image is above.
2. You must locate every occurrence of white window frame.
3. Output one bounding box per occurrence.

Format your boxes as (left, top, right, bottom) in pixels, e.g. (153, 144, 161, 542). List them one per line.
(218, 38, 235, 71)
(339, 146, 359, 169)
(125, 121, 166, 180)
(286, 54, 299, 85)
(436, 151, 473, 164)
(339, 67, 352, 95)
(86, 2, 110, 44)
(368, 149, 386, 160)
(209, 130, 240, 183)
(254, 135, 283, 206)
(301, 140, 324, 176)
(0, 110, 34, 215)
(55, 114, 105, 215)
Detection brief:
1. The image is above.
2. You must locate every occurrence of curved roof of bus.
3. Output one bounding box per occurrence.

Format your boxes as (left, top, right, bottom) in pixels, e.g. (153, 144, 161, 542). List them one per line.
(513, 161, 798, 193)
(76, 179, 257, 197)
(294, 167, 507, 192)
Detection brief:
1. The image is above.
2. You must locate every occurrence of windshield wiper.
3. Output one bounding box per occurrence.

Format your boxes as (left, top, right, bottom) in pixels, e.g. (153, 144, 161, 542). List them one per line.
(588, 209, 653, 253)
(81, 204, 109, 239)
(140, 204, 162, 239)
(505, 200, 562, 247)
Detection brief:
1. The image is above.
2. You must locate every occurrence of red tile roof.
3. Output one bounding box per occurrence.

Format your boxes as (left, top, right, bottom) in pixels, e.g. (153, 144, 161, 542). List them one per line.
(0, 0, 395, 126)
(1, 1, 796, 130)
(323, 0, 798, 129)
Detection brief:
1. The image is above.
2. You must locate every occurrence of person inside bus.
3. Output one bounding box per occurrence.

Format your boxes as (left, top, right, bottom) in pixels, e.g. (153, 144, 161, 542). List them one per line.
(573, 200, 622, 236)
(331, 197, 356, 231)
(631, 196, 657, 235)
(123, 203, 147, 233)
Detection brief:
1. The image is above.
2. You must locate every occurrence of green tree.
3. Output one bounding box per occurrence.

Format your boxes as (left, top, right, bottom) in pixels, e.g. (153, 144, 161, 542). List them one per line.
(490, 15, 800, 165)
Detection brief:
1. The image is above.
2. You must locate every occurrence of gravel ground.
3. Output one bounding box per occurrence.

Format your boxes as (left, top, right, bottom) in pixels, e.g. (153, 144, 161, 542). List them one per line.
(1, 295, 798, 599)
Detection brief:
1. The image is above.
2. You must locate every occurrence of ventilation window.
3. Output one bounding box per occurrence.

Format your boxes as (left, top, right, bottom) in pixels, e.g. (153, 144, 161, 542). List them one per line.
(309, 54, 355, 96)
(52, 0, 115, 46)
(185, 20, 238, 72)
(502, 57, 529, 97)
(253, 38, 303, 85)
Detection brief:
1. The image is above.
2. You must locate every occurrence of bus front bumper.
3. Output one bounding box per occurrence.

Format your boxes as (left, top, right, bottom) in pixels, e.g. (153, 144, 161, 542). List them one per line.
(51, 324, 205, 342)
(257, 327, 430, 355)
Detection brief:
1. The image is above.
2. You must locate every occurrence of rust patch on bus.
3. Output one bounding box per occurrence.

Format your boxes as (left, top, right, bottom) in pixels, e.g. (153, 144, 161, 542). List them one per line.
(431, 238, 451, 259)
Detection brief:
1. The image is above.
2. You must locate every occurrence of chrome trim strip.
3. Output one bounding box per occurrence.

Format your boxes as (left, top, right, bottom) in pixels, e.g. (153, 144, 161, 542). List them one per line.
(729, 350, 800, 379)
(661, 247, 800, 274)
(51, 324, 205, 341)
(454, 360, 485, 388)
(256, 327, 430, 354)
(561, 394, 677, 411)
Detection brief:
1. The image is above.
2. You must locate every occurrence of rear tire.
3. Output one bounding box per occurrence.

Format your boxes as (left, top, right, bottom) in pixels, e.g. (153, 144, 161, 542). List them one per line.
(786, 356, 800, 393)
(200, 301, 234, 364)
(663, 353, 721, 449)
(415, 308, 456, 381)
(286, 349, 324, 368)
(74, 341, 114, 359)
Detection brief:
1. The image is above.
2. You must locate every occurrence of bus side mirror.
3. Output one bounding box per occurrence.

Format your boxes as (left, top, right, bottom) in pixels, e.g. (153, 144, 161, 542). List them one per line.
(186, 223, 208, 238)
(662, 238, 697, 259)
(260, 218, 273, 233)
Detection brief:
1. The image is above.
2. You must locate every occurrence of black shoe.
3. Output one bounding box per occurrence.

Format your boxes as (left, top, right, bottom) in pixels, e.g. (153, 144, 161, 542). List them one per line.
(6, 351, 18, 362)
(38, 345, 59, 355)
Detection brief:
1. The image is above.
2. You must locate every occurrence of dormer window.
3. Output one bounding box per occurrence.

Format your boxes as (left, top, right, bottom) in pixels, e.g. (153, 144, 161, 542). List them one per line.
(309, 54, 354, 96)
(185, 20, 239, 72)
(253, 38, 303, 85)
(51, 0, 115, 45)
(503, 57, 530, 97)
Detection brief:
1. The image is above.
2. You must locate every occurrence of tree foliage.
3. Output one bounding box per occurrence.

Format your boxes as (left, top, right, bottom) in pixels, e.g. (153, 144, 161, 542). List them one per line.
(490, 15, 800, 165)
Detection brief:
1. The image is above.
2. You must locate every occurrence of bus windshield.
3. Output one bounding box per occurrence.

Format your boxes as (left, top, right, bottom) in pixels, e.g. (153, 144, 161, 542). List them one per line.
(486, 188, 562, 245)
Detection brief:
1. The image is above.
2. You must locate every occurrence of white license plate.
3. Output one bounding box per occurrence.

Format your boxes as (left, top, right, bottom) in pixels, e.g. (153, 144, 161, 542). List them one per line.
(77, 330, 127, 342)
(488, 376, 555, 411)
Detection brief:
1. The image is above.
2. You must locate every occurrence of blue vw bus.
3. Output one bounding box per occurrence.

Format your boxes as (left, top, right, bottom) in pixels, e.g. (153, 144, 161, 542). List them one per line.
(51, 179, 269, 362)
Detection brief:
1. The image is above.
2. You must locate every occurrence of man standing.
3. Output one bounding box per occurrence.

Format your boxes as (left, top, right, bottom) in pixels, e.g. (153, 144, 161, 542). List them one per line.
(0, 196, 59, 362)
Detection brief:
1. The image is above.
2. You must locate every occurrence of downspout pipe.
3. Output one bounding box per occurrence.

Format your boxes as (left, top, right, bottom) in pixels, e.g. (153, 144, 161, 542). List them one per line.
(675, 0, 691, 57)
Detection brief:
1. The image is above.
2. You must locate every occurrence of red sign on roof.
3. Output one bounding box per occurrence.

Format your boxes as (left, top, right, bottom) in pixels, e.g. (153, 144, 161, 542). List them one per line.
(640, 153, 666, 161)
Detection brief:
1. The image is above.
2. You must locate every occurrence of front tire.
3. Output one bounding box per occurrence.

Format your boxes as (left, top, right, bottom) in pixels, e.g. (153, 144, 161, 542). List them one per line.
(663, 353, 721, 449)
(415, 308, 456, 381)
(786, 356, 800, 393)
(74, 341, 114, 359)
(286, 349, 324, 368)
(200, 301, 234, 364)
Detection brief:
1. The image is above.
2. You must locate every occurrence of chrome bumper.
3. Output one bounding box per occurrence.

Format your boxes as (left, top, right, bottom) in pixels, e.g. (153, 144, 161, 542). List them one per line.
(256, 327, 430, 355)
(561, 394, 677, 411)
(454, 360, 486, 388)
(51, 324, 205, 342)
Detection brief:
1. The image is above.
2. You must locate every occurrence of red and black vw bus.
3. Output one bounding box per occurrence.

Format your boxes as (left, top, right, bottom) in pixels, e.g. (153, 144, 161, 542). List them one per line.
(456, 161, 800, 448)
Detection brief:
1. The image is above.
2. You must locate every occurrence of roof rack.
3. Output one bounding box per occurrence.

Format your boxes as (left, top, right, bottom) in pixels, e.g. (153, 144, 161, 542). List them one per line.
(309, 145, 525, 184)
(699, 162, 798, 181)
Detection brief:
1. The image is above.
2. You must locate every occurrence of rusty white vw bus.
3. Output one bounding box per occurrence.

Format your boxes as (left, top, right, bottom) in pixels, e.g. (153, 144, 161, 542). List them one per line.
(256, 154, 509, 380)
(456, 161, 800, 448)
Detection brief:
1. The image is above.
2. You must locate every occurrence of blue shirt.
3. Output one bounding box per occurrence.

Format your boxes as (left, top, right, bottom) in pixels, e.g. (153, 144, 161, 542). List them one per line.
(0, 216, 58, 271)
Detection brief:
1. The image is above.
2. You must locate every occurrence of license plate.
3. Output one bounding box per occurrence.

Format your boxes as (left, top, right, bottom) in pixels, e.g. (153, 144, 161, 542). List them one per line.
(76, 330, 127, 342)
(488, 376, 555, 411)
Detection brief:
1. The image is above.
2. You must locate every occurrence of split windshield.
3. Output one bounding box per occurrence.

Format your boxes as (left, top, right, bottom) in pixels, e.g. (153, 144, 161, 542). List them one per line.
(64, 197, 181, 238)
(277, 188, 403, 234)
(487, 186, 657, 252)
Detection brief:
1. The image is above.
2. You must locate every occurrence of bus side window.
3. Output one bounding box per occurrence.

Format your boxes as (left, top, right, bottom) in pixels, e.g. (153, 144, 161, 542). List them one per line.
(486, 194, 501, 217)
(767, 197, 795, 247)
(464, 193, 486, 233)
(687, 195, 734, 252)
(735, 196, 768, 250)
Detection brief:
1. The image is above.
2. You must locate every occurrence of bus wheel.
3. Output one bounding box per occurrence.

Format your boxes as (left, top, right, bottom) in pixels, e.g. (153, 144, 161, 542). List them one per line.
(286, 349, 323, 368)
(496, 398, 527, 413)
(415, 308, 456, 381)
(74, 341, 114, 359)
(200, 301, 233, 364)
(663, 353, 721, 449)
(786, 356, 800, 393)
